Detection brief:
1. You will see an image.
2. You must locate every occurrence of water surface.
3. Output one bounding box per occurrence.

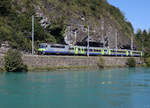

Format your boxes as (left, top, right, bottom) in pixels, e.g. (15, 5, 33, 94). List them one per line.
(0, 68, 150, 108)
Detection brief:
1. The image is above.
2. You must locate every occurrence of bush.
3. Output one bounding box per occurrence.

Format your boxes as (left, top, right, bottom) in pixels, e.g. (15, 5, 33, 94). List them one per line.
(97, 56, 105, 68)
(4, 49, 28, 72)
(126, 58, 136, 67)
(145, 57, 150, 67)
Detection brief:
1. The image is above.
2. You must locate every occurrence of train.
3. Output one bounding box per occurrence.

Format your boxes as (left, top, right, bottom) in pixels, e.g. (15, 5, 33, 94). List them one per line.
(37, 43, 143, 57)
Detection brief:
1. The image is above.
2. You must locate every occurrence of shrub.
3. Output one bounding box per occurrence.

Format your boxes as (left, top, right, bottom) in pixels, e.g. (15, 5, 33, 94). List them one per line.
(4, 49, 28, 72)
(97, 56, 105, 68)
(145, 57, 150, 67)
(126, 58, 136, 67)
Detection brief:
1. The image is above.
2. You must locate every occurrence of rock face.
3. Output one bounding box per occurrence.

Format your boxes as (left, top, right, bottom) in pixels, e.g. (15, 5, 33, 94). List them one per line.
(64, 18, 131, 49)
(34, 0, 133, 49)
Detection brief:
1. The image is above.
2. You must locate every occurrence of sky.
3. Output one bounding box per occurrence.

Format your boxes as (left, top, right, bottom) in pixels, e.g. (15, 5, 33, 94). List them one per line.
(107, 0, 150, 32)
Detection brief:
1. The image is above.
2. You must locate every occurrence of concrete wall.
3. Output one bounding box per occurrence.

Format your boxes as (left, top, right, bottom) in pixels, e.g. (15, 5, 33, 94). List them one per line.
(0, 54, 141, 69)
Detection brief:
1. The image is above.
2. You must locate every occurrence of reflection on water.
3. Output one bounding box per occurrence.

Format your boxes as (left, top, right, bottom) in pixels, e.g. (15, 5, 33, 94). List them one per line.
(0, 68, 150, 108)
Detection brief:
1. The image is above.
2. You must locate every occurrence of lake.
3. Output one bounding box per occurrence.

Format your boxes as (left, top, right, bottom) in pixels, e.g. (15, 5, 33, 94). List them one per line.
(0, 68, 150, 108)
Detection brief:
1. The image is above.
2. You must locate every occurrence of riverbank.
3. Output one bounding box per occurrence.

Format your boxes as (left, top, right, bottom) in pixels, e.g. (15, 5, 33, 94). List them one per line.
(0, 54, 143, 72)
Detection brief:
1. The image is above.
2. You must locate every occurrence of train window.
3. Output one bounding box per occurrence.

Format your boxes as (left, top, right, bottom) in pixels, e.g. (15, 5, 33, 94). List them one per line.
(111, 50, 116, 52)
(69, 48, 74, 50)
(51, 45, 65, 48)
(39, 45, 47, 48)
(132, 52, 141, 54)
(117, 51, 126, 53)
(94, 49, 101, 52)
(84, 49, 92, 51)
(89, 49, 93, 52)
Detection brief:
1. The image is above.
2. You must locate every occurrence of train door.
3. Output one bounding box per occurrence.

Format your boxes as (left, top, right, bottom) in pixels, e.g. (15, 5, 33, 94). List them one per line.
(130, 51, 133, 56)
(80, 47, 85, 55)
(103, 49, 109, 55)
(108, 49, 111, 55)
(74, 46, 78, 55)
(141, 52, 143, 57)
(101, 49, 104, 55)
(104, 49, 111, 56)
(126, 50, 129, 56)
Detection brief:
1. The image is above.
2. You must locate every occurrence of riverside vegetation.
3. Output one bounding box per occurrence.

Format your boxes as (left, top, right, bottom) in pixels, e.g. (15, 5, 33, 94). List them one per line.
(4, 49, 28, 72)
(97, 56, 105, 68)
(135, 29, 150, 66)
(126, 58, 136, 67)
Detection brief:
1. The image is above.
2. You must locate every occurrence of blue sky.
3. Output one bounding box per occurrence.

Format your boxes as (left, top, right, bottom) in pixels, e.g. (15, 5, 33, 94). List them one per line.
(107, 0, 150, 32)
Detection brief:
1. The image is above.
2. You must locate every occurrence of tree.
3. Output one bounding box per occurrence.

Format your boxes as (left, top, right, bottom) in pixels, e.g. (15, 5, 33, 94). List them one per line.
(97, 56, 105, 68)
(4, 49, 28, 72)
(126, 58, 136, 67)
(0, 0, 11, 16)
(135, 29, 142, 38)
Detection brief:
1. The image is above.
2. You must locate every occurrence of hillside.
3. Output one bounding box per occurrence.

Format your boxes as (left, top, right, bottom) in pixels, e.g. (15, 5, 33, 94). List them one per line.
(0, 0, 134, 52)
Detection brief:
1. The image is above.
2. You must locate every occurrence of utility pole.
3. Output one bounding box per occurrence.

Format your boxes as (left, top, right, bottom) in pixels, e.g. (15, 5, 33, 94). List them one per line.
(115, 30, 118, 49)
(142, 36, 144, 64)
(115, 30, 118, 56)
(87, 26, 90, 57)
(142, 38, 144, 52)
(131, 35, 133, 50)
(101, 19, 104, 48)
(32, 15, 34, 55)
(74, 30, 77, 44)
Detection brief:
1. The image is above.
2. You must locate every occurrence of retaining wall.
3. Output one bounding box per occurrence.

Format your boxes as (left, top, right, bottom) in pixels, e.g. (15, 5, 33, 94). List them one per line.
(0, 54, 142, 69)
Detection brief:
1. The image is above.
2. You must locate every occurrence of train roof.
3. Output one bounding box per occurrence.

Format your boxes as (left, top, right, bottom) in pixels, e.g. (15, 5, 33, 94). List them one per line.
(39, 43, 66, 46)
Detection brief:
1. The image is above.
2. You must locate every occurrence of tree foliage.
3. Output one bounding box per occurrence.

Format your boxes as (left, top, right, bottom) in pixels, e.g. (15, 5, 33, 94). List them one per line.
(135, 29, 150, 57)
(4, 49, 28, 72)
(126, 58, 136, 67)
(97, 56, 105, 68)
(0, 0, 11, 16)
(145, 57, 150, 67)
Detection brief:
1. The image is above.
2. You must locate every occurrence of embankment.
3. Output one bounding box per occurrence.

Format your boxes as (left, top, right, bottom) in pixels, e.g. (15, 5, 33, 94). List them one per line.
(0, 54, 142, 71)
